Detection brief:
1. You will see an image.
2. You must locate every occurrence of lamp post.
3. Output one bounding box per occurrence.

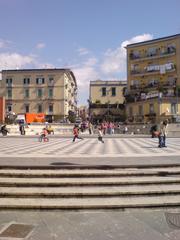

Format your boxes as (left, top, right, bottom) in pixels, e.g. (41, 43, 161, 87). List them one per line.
(158, 92, 162, 123)
(176, 86, 179, 115)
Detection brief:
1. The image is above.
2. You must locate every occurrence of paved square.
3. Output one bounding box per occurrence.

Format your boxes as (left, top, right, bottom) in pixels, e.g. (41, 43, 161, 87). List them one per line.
(0, 137, 179, 158)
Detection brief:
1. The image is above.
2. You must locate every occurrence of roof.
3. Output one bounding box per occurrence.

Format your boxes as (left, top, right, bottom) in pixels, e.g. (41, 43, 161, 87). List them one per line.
(1, 68, 71, 73)
(90, 80, 127, 86)
(1, 68, 77, 86)
(126, 33, 180, 48)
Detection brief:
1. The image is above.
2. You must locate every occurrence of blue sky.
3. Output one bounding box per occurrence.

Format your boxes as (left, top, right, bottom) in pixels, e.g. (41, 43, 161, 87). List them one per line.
(0, 0, 180, 104)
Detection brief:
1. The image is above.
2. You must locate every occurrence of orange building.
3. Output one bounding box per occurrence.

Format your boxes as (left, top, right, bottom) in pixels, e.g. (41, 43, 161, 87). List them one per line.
(0, 97, 5, 123)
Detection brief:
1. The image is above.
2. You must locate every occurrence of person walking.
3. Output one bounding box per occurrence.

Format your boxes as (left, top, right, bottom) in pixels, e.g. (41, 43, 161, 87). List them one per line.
(158, 120, 168, 148)
(88, 122, 93, 135)
(19, 124, 25, 135)
(72, 125, 83, 142)
(98, 127, 104, 143)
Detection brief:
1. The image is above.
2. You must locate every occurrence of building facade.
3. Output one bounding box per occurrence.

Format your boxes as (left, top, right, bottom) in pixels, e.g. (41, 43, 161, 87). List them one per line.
(0, 96, 5, 123)
(0, 69, 77, 122)
(77, 105, 88, 121)
(125, 34, 180, 123)
(89, 80, 127, 122)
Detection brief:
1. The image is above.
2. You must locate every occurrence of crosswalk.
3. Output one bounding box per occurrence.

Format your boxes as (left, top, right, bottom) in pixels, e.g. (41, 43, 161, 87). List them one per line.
(0, 137, 180, 157)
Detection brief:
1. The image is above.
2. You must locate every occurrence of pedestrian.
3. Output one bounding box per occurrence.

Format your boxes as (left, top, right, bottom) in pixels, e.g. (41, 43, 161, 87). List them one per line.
(123, 125, 128, 134)
(0, 125, 9, 136)
(158, 120, 168, 148)
(98, 127, 104, 143)
(101, 121, 107, 135)
(19, 124, 25, 135)
(72, 125, 83, 142)
(88, 122, 93, 135)
(39, 128, 49, 142)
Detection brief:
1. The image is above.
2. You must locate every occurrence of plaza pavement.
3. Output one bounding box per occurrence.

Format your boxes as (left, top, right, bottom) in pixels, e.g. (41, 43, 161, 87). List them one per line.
(0, 135, 180, 239)
(0, 135, 180, 166)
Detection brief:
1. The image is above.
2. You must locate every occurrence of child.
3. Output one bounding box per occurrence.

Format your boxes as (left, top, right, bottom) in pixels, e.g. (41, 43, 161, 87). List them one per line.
(39, 128, 49, 142)
(72, 125, 83, 142)
(98, 127, 104, 143)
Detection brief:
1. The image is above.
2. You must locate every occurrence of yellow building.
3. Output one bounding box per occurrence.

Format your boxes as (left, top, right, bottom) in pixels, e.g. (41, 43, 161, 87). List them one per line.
(89, 80, 127, 122)
(0, 68, 77, 122)
(126, 34, 180, 123)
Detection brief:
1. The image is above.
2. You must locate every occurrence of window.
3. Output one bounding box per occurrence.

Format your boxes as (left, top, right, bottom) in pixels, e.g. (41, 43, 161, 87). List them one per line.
(23, 78, 30, 85)
(129, 107, 133, 116)
(36, 78, 45, 84)
(25, 104, 29, 113)
(102, 87, 106, 96)
(149, 103, 154, 113)
(7, 105, 12, 112)
(131, 80, 139, 86)
(49, 77, 54, 85)
(131, 64, 140, 74)
(147, 47, 157, 57)
(37, 104, 42, 113)
(48, 105, 53, 113)
(111, 87, 116, 96)
(130, 50, 140, 59)
(6, 78, 12, 86)
(37, 89, 43, 98)
(24, 89, 29, 98)
(167, 44, 176, 53)
(171, 103, 177, 114)
(48, 88, 53, 98)
(7, 89, 12, 98)
(139, 105, 143, 116)
(148, 79, 159, 87)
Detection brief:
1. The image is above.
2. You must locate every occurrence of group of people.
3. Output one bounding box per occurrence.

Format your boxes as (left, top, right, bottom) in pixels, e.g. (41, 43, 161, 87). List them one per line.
(1, 120, 169, 148)
(73, 119, 169, 147)
(72, 124, 105, 143)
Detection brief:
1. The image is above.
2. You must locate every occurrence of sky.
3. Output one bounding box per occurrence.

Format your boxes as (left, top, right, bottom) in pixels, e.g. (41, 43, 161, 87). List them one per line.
(0, 0, 180, 105)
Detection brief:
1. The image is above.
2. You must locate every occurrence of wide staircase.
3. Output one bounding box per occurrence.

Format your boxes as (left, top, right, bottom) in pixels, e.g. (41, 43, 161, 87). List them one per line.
(0, 164, 180, 209)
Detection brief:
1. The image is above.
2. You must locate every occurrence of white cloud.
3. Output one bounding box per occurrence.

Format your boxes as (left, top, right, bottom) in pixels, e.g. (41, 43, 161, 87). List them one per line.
(37, 62, 55, 68)
(36, 42, 46, 49)
(121, 34, 153, 48)
(100, 33, 153, 76)
(84, 57, 98, 66)
(0, 52, 37, 70)
(72, 58, 99, 88)
(0, 39, 11, 49)
(77, 47, 90, 56)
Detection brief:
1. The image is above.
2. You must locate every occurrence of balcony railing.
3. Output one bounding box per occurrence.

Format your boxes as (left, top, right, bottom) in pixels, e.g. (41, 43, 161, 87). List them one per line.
(6, 83, 13, 87)
(130, 66, 176, 76)
(125, 91, 180, 103)
(129, 47, 176, 61)
(89, 103, 124, 109)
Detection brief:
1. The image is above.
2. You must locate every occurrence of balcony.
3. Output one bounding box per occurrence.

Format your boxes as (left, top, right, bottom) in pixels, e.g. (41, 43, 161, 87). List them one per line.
(130, 64, 176, 76)
(129, 47, 176, 62)
(89, 103, 124, 109)
(126, 90, 179, 103)
(6, 83, 13, 88)
(48, 81, 54, 86)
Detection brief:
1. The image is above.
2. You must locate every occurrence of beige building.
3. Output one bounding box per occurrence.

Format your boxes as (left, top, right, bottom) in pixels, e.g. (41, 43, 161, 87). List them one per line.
(0, 68, 77, 122)
(77, 105, 88, 121)
(89, 80, 127, 122)
(126, 34, 180, 123)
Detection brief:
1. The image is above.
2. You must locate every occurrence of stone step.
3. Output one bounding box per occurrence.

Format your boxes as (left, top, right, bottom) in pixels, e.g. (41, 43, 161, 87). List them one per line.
(0, 195, 180, 209)
(0, 176, 180, 187)
(0, 167, 180, 177)
(0, 184, 180, 198)
(0, 166, 179, 209)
